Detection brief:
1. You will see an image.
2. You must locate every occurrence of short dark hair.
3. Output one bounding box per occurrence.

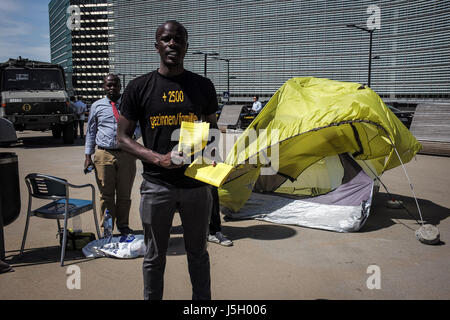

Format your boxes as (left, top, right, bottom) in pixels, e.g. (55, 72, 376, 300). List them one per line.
(103, 74, 121, 83)
(155, 20, 188, 41)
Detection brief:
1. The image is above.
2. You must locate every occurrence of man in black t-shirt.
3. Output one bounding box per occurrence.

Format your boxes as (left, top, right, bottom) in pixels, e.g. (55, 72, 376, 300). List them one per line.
(117, 20, 216, 300)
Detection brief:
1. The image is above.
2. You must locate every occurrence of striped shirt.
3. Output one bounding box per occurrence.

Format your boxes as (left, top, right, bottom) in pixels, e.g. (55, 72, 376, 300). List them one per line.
(85, 97, 121, 155)
(85, 96, 141, 155)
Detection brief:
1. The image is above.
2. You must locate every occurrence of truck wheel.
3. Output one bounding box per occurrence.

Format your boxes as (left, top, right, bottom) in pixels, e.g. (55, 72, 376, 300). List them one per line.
(63, 123, 75, 144)
(52, 127, 62, 139)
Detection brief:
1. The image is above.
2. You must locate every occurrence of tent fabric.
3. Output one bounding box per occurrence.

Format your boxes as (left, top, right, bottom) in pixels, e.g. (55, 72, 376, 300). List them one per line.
(222, 170, 373, 232)
(224, 77, 420, 173)
(222, 155, 375, 232)
(218, 77, 421, 231)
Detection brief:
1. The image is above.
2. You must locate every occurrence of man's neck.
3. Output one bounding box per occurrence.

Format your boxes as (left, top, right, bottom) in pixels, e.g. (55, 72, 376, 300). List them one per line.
(108, 95, 120, 103)
(158, 63, 184, 77)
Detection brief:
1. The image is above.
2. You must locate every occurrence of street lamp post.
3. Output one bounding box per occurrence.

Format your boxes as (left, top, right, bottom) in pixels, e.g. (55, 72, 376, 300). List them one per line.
(213, 57, 232, 101)
(346, 24, 376, 87)
(192, 51, 219, 77)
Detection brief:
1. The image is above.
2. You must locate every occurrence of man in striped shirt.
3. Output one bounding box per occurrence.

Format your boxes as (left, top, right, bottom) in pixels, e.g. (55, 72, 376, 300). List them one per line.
(84, 74, 137, 236)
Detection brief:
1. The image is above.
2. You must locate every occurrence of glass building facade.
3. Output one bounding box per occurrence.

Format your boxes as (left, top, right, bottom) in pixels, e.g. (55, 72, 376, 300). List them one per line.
(49, 0, 73, 93)
(49, 0, 111, 102)
(108, 0, 450, 105)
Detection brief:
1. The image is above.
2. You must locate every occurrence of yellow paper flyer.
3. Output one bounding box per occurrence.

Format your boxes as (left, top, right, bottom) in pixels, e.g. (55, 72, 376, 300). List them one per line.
(184, 157, 234, 187)
(178, 121, 210, 156)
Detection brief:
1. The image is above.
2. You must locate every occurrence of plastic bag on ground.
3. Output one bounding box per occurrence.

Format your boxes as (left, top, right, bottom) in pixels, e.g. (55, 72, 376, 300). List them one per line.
(82, 234, 146, 259)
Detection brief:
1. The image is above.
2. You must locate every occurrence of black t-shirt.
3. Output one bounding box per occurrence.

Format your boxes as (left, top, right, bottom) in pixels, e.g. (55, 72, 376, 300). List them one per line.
(121, 69, 218, 188)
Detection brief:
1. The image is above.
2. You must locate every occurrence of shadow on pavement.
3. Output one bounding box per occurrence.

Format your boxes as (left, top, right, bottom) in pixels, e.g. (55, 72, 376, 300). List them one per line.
(172, 222, 297, 241)
(2, 136, 85, 149)
(168, 223, 296, 254)
(362, 192, 450, 234)
(4, 246, 93, 268)
(220, 224, 297, 241)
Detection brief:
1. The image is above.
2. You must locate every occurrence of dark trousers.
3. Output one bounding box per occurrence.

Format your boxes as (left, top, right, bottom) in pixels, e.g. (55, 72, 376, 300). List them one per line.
(140, 179, 212, 300)
(209, 186, 222, 234)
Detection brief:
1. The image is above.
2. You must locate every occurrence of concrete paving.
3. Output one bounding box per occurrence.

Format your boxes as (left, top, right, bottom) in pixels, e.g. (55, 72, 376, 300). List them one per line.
(0, 129, 449, 300)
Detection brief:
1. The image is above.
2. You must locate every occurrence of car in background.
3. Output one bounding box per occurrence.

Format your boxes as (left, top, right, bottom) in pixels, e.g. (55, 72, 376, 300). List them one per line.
(386, 105, 414, 129)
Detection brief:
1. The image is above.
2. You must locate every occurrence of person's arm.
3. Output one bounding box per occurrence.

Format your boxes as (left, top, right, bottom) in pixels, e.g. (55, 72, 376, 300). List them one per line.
(84, 102, 98, 170)
(117, 115, 184, 168)
(84, 154, 93, 170)
(117, 77, 184, 168)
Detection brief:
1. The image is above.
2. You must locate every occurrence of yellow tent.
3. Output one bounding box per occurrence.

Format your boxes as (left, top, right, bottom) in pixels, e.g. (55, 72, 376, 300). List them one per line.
(218, 77, 421, 232)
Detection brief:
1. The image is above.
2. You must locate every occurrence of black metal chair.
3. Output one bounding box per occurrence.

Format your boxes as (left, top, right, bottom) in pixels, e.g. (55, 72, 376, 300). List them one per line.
(20, 173, 101, 266)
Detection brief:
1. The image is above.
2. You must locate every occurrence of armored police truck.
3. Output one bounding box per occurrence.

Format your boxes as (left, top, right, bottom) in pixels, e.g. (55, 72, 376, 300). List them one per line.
(0, 57, 76, 144)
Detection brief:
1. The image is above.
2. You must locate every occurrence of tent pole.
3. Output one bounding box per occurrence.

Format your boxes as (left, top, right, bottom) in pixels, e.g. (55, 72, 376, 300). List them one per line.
(391, 147, 424, 226)
(360, 160, 421, 224)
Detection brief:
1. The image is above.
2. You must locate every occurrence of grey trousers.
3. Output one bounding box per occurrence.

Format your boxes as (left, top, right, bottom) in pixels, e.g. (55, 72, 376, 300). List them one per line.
(140, 179, 212, 300)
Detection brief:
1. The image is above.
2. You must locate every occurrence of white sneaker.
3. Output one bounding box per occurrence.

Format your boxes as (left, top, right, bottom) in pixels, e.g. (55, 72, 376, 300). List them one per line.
(207, 232, 233, 246)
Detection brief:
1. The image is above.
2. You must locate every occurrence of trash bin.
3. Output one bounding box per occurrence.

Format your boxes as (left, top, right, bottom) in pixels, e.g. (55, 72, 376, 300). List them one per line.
(0, 152, 21, 226)
(0, 152, 21, 260)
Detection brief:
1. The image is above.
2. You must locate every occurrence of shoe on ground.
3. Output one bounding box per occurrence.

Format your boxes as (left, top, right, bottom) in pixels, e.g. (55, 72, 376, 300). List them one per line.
(118, 226, 134, 236)
(0, 260, 13, 274)
(207, 232, 233, 246)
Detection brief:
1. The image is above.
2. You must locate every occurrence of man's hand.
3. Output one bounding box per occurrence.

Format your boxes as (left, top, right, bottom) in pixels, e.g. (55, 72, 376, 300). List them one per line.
(84, 155, 93, 170)
(158, 151, 185, 168)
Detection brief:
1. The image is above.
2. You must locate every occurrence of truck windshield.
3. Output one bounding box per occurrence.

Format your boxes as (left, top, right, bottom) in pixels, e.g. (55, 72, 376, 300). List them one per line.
(2, 69, 64, 91)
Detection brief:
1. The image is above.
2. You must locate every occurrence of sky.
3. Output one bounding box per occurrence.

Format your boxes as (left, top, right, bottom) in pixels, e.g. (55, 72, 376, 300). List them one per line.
(0, 0, 51, 62)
